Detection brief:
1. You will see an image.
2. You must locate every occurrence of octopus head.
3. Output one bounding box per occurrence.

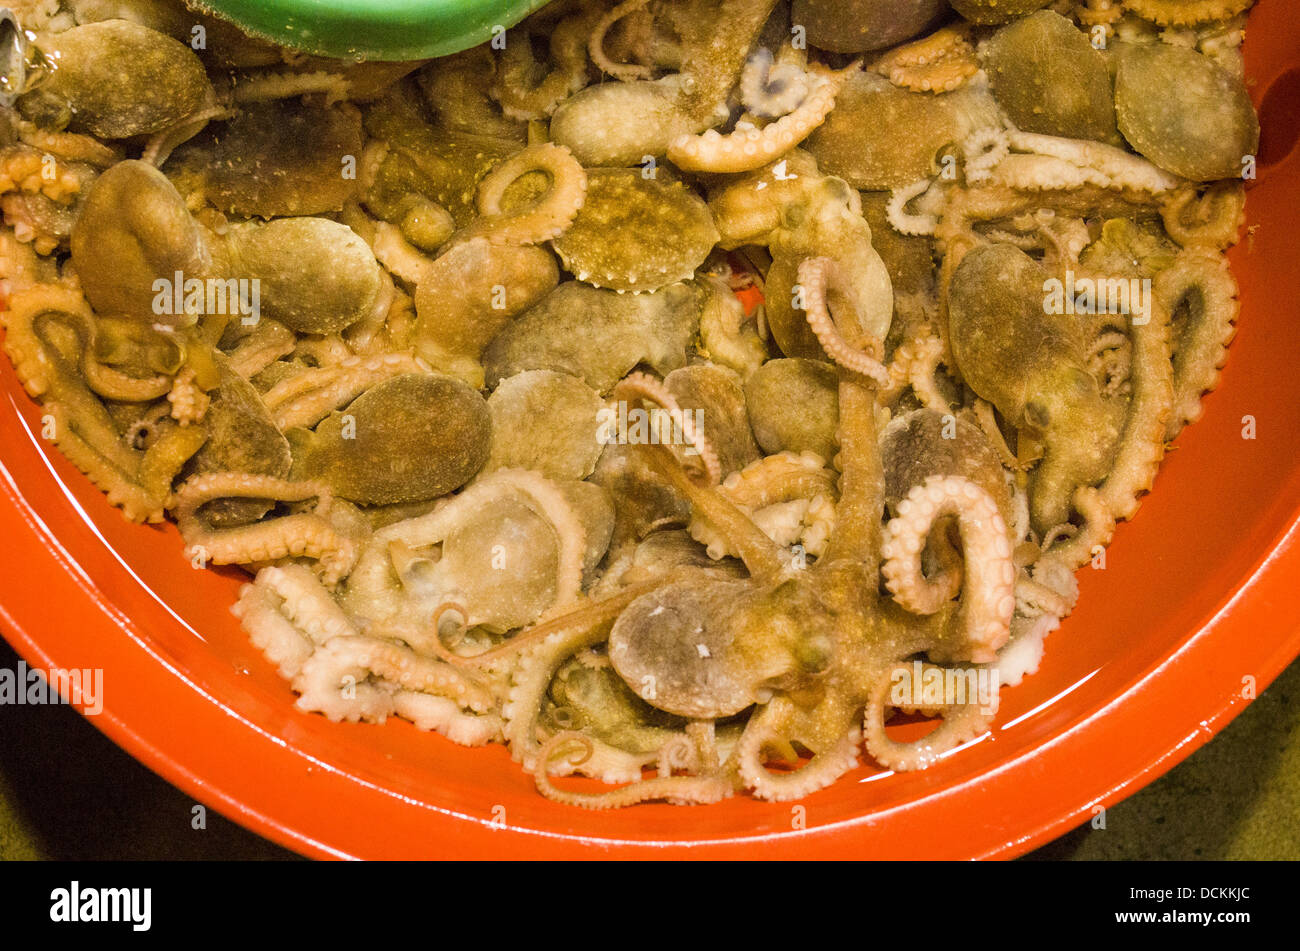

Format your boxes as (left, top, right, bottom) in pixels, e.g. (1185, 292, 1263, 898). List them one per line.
(204, 100, 364, 218)
(70, 159, 218, 325)
(20, 20, 212, 138)
(949, 243, 1124, 532)
(948, 0, 1053, 25)
(288, 374, 490, 506)
(608, 575, 837, 720)
(790, 0, 949, 54)
(221, 217, 385, 336)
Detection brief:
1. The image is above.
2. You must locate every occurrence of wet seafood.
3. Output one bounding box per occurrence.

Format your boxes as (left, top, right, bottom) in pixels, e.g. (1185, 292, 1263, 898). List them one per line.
(0, 0, 1260, 810)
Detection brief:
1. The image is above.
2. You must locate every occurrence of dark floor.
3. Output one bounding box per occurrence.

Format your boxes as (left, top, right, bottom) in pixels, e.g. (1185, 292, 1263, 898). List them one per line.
(0, 636, 1295, 860)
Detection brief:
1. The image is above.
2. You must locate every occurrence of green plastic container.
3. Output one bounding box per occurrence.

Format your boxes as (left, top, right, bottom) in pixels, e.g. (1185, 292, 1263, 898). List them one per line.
(191, 0, 555, 61)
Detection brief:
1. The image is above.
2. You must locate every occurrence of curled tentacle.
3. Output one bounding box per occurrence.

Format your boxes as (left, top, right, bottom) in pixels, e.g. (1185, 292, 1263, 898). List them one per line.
(734, 698, 861, 801)
(589, 0, 655, 81)
(293, 634, 494, 724)
(502, 598, 636, 772)
(881, 475, 1015, 663)
(173, 473, 361, 584)
(962, 125, 1010, 186)
(1039, 485, 1116, 573)
(1161, 182, 1245, 251)
(882, 333, 949, 413)
(885, 177, 941, 236)
(233, 564, 361, 678)
(494, 8, 597, 120)
(862, 662, 998, 771)
(613, 371, 723, 486)
(2, 286, 204, 521)
(796, 257, 890, 386)
(740, 48, 811, 119)
(166, 366, 210, 426)
(689, 451, 838, 560)
(458, 142, 589, 247)
(667, 64, 856, 174)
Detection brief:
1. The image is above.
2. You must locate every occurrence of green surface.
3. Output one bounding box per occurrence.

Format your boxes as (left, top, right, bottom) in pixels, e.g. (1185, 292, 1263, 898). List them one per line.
(192, 0, 554, 60)
(0, 634, 1295, 860)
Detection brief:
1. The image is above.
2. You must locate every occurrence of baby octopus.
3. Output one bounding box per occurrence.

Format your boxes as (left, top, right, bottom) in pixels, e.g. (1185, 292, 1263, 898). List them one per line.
(0, 0, 1261, 810)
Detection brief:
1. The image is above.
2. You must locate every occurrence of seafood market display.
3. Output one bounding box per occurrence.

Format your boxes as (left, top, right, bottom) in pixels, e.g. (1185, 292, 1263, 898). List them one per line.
(0, 0, 1258, 807)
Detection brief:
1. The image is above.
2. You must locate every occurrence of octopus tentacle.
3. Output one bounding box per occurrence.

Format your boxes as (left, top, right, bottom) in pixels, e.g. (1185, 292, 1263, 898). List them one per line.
(262, 353, 431, 430)
(173, 473, 360, 584)
(392, 692, 503, 746)
(639, 441, 788, 580)
(1040, 485, 1116, 572)
(233, 581, 321, 680)
(613, 371, 723, 485)
(0, 145, 85, 202)
(495, 8, 596, 120)
(224, 320, 296, 380)
(369, 220, 437, 285)
(293, 633, 493, 724)
(885, 178, 941, 236)
(667, 64, 856, 175)
(3, 286, 203, 521)
(689, 451, 837, 560)
(1161, 182, 1246, 251)
(166, 366, 210, 426)
(883, 333, 949, 414)
(589, 0, 655, 81)
(233, 564, 361, 678)
(734, 698, 861, 801)
(16, 123, 120, 168)
(289, 334, 355, 368)
(1123, 0, 1253, 27)
(229, 70, 353, 104)
(740, 48, 811, 119)
(797, 257, 890, 386)
(533, 732, 732, 809)
(502, 604, 628, 772)
(882, 475, 1016, 663)
(822, 375, 887, 563)
(962, 126, 1010, 186)
(458, 143, 588, 246)
(972, 398, 1039, 471)
(452, 580, 662, 673)
(862, 662, 998, 771)
(872, 25, 978, 94)
(1156, 249, 1240, 440)
(1098, 303, 1174, 520)
(49, 401, 206, 522)
(992, 132, 1183, 196)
